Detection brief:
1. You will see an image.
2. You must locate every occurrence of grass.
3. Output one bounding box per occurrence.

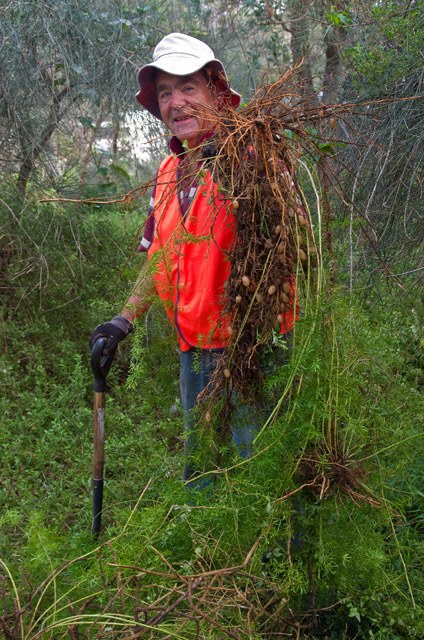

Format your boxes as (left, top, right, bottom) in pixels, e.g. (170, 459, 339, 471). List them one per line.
(1, 284, 423, 638)
(1, 192, 423, 637)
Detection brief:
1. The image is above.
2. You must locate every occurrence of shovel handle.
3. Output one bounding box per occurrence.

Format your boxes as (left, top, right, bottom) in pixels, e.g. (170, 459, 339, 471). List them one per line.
(92, 388, 105, 538)
(91, 337, 110, 537)
(90, 337, 113, 392)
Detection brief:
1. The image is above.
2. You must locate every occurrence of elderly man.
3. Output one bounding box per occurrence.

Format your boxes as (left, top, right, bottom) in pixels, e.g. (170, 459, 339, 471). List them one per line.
(90, 33, 296, 488)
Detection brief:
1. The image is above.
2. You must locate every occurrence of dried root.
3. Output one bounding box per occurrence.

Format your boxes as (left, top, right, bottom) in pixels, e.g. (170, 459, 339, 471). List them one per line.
(199, 66, 345, 410)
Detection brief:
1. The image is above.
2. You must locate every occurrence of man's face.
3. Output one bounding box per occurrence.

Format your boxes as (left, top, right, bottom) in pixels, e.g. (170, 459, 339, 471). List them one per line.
(155, 70, 218, 149)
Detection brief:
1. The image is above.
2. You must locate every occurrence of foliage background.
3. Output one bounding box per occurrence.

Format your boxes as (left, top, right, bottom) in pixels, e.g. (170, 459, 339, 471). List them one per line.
(0, 0, 423, 638)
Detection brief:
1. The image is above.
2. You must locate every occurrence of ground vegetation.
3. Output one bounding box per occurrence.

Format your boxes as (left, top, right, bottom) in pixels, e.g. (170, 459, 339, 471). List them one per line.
(0, 1, 423, 638)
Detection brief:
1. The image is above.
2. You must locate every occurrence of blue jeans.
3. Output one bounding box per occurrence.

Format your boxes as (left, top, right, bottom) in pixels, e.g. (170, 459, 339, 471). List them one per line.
(179, 348, 259, 488)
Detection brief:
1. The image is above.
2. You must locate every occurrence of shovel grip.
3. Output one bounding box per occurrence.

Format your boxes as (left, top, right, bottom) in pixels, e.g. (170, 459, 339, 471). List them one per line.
(90, 337, 112, 392)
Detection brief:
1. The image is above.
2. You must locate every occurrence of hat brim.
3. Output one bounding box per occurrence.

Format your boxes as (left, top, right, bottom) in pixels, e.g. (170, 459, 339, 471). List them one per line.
(136, 58, 240, 121)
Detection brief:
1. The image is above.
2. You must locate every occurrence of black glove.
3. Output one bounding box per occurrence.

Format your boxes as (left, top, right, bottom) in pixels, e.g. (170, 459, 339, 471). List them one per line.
(89, 316, 133, 356)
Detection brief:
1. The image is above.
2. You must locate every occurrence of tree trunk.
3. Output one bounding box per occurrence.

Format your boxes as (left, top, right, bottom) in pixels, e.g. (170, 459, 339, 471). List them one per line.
(16, 86, 70, 203)
(78, 115, 105, 196)
(322, 0, 348, 102)
(287, 0, 317, 99)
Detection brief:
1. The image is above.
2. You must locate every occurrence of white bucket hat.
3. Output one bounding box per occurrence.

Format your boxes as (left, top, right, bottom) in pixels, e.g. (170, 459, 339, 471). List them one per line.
(136, 32, 241, 120)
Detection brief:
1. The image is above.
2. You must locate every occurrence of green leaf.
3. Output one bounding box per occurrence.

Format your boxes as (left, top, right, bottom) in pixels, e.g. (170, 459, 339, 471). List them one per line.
(317, 142, 337, 156)
(348, 606, 361, 622)
(110, 163, 131, 181)
(327, 11, 351, 27)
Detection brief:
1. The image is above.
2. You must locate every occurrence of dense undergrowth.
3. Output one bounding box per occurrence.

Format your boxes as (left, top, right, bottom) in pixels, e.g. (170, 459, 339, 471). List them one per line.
(1, 188, 423, 638)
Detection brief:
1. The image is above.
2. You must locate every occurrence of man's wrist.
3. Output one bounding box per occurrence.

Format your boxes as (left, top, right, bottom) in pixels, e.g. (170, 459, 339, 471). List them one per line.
(111, 315, 133, 334)
(121, 295, 149, 323)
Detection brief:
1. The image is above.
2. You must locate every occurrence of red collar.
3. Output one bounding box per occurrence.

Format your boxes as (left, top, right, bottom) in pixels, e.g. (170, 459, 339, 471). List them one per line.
(169, 130, 215, 155)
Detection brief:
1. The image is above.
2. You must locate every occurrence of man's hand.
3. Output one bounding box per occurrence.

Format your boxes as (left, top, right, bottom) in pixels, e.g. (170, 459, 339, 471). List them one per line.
(89, 316, 133, 356)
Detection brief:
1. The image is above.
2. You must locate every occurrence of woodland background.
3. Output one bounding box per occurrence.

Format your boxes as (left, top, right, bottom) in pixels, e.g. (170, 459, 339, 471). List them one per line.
(0, 1, 423, 638)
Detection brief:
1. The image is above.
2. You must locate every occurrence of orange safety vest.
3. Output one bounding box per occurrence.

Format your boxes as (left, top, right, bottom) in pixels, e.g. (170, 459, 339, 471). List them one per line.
(148, 154, 297, 351)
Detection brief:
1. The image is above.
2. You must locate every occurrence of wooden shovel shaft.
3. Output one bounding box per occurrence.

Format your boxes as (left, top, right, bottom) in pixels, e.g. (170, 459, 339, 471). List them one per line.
(92, 390, 105, 536)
